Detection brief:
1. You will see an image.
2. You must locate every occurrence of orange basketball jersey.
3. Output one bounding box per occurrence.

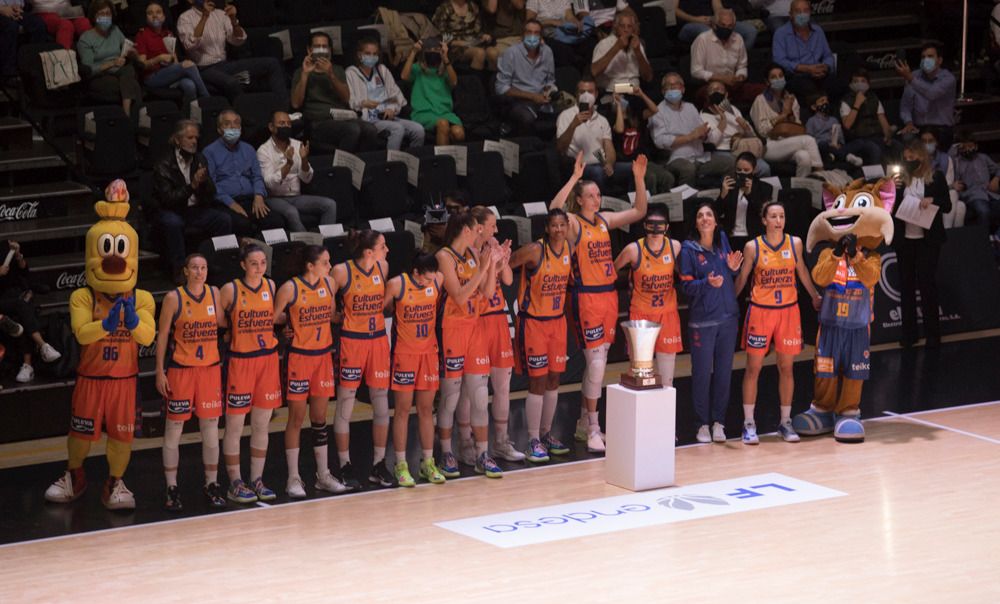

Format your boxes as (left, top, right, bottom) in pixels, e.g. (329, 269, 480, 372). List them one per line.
(629, 238, 678, 315)
(440, 246, 481, 322)
(750, 234, 798, 308)
(227, 279, 277, 356)
(392, 273, 440, 354)
(571, 214, 615, 291)
(169, 286, 220, 367)
(518, 240, 572, 319)
(77, 290, 139, 378)
(288, 276, 335, 352)
(339, 260, 386, 336)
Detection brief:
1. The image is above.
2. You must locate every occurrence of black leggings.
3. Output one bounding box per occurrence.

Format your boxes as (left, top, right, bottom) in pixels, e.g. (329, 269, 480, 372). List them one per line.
(0, 294, 40, 336)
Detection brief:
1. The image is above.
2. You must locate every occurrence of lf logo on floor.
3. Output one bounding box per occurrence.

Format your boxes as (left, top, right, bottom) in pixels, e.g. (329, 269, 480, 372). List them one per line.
(436, 473, 845, 548)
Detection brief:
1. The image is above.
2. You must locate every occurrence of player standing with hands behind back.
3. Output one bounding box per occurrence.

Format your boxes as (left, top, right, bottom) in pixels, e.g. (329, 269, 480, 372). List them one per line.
(548, 152, 649, 453)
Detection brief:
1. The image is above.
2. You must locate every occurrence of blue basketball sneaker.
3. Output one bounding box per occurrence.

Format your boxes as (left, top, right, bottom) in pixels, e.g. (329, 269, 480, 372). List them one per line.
(439, 452, 460, 479)
(526, 438, 550, 463)
(475, 452, 503, 478)
(542, 432, 570, 455)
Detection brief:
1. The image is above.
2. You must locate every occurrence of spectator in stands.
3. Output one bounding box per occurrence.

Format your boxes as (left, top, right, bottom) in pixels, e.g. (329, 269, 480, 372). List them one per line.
(613, 84, 674, 194)
(135, 1, 209, 106)
(716, 152, 773, 250)
(897, 43, 956, 149)
(526, 0, 594, 70)
(749, 64, 823, 177)
(345, 38, 425, 151)
(950, 130, 1000, 229)
(893, 139, 950, 349)
(805, 93, 865, 167)
(151, 119, 232, 280)
(31, 0, 90, 50)
(257, 110, 337, 233)
(292, 32, 381, 153)
(432, 0, 490, 71)
(689, 9, 764, 104)
(0, 240, 62, 384)
(177, 0, 286, 104)
(76, 1, 142, 116)
(650, 72, 735, 187)
(700, 79, 770, 176)
(590, 10, 653, 108)
(751, 0, 790, 31)
(403, 38, 465, 146)
(203, 109, 287, 238)
(495, 19, 557, 137)
(771, 0, 833, 98)
(1, 1, 47, 79)
(483, 0, 526, 71)
(840, 69, 899, 165)
(922, 127, 963, 227)
(675, 0, 759, 49)
(556, 75, 631, 189)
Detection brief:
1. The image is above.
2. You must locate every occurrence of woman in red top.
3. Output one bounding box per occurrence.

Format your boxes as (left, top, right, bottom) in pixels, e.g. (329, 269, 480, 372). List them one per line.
(135, 1, 208, 104)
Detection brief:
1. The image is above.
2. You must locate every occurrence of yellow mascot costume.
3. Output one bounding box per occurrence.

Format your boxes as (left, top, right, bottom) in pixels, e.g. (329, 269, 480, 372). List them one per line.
(45, 180, 156, 510)
(792, 178, 895, 443)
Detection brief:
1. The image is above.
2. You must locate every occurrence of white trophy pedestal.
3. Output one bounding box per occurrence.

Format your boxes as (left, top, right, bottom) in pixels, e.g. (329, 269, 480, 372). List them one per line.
(604, 383, 676, 491)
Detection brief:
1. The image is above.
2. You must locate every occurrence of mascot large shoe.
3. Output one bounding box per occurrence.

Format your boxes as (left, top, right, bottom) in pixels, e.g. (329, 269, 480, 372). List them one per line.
(792, 178, 894, 444)
(44, 180, 155, 510)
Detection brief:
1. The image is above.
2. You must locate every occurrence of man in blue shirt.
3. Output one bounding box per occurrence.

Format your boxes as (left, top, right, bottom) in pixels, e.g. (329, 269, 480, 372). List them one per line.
(495, 20, 556, 137)
(771, 0, 834, 98)
(203, 109, 286, 238)
(897, 43, 957, 149)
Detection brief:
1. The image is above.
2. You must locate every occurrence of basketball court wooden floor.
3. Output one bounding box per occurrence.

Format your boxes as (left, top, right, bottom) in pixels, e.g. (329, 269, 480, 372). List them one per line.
(2, 336, 1000, 602)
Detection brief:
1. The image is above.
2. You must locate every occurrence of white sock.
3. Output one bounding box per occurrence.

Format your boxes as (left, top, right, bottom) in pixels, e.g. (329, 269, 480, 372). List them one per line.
(165, 469, 178, 488)
(743, 405, 755, 424)
(525, 392, 543, 440)
(541, 389, 558, 435)
(338, 450, 350, 467)
(285, 448, 300, 479)
(475, 441, 488, 457)
(422, 449, 433, 461)
(588, 411, 600, 431)
(250, 456, 265, 483)
(780, 406, 791, 423)
(314, 444, 329, 475)
(395, 450, 407, 464)
(373, 446, 386, 464)
(205, 468, 217, 485)
(440, 438, 452, 454)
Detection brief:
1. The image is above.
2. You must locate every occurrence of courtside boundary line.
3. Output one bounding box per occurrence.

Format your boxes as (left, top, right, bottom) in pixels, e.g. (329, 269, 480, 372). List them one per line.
(881, 411, 1000, 445)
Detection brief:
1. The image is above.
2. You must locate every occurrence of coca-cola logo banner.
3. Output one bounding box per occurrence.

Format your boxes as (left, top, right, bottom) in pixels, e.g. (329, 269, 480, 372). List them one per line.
(55, 271, 88, 290)
(0, 202, 39, 222)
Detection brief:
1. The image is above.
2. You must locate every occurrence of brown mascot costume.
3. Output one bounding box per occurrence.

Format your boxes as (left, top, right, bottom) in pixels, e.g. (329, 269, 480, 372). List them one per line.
(792, 178, 895, 443)
(45, 180, 156, 509)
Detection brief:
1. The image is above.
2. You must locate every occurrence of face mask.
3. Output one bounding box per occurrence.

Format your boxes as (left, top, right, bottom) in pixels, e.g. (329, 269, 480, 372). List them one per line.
(714, 26, 733, 41)
(769, 78, 786, 92)
(178, 146, 195, 159)
(793, 13, 810, 27)
(924, 142, 937, 155)
(921, 57, 937, 73)
(222, 128, 241, 144)
(311, 48, 330, 60)
(194, 0, 204, 7)
(708, 91, 726, 106)
(903, 159, 921, 173)
(664, 89, 683, 104)
(644, 221, 667, 235)
(149, 18, 163, 28)
(360, 54, 379, 69)
(425, 52, 442, 67)
(578, 91, 596, 108)
(960, 147, 977, 159)
(96, 16, 112, 30)
(275, 126, 292, 141)
(523, 34, 541, 50)
(850, 81, 869, 93)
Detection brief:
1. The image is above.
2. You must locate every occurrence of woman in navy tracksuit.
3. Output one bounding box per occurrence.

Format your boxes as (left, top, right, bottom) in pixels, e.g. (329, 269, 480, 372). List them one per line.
(679, 200, 743, 443)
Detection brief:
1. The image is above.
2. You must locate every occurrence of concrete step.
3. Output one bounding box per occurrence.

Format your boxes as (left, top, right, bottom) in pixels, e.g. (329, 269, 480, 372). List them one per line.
(818, 9, 920, 34)
(0, 181, 93, 222)
(0, 215, 96, 243)
(0, 141, 65, 174)
(0, 118, 33, 152)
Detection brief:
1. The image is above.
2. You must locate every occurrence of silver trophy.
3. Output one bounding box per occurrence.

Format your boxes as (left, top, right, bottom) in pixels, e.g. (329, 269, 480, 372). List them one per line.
(619, 320, 663, 390)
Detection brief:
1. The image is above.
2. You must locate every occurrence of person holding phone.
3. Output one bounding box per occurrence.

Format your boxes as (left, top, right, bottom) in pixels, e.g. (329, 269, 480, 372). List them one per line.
(402, 38, 465, 146)
(555, 75, 631, 189)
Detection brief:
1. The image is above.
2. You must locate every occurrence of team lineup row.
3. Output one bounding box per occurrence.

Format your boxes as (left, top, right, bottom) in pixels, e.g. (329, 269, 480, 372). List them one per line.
(43, 153, 836, 511)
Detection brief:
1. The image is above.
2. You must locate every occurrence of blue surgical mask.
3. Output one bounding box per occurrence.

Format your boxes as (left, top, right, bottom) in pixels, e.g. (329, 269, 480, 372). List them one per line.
(925, 142, 937, 155)
(148, 18, 163, 29)
(793, 13, 810, 27)
(96, 16, 113, 30)
(664, 89, 683, 104)
(770, 78, 786, 92)
(921, 56, 937, 73)
(523, 34, 541, 50)
(361, 54, 379, 69)
(222, 128, 241, 144)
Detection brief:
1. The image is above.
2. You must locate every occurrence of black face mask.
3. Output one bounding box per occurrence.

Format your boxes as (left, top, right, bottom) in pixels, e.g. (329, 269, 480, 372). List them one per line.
(425, 52, 442, 67)
(960, 147, 977, 159)
(816, 103, 830, 114)
(714, 26, 733, 41)
(275, 126, 292, 141)
(178, 147, 195, 160)
(644, 221, 667, 235)
(903, 159, 921, 173)
(708, 91, 726, 106)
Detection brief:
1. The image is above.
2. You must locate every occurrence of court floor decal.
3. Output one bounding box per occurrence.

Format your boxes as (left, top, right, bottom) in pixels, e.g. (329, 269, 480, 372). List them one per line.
(436, 472, 846, 548)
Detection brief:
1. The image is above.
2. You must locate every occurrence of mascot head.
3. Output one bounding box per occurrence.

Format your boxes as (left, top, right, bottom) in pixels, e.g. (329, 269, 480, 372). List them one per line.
(85, 179, 139, 294)
(806, 178, 896, 253)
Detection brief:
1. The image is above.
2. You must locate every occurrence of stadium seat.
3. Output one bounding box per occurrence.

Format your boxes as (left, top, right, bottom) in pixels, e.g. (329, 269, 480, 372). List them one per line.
(778, 188, 815, 239)
(417, 154, 458, 207)
(136, 100, 181, 169)
(76, 106, 138, 178)
(360, 161, 410, 220)
(383, 229, 416, 278)
(464, 150, 510, 207)
(453, 75, 500, 141)
(233, 91, 286, 148)
(304, 157, 358, 226)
